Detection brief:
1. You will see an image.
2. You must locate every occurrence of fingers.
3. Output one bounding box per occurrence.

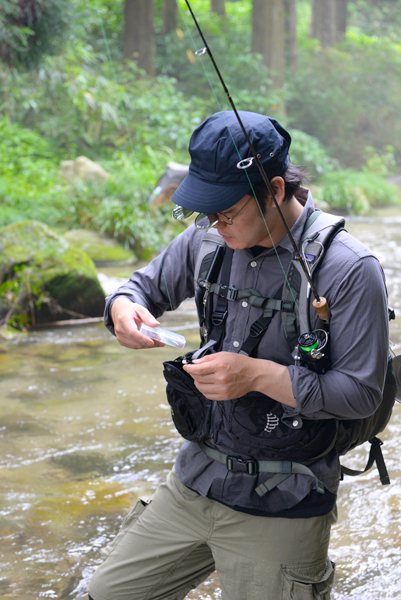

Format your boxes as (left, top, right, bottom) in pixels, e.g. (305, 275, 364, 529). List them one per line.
(111, 298, 162, 349)
(183, 353, 227, 377)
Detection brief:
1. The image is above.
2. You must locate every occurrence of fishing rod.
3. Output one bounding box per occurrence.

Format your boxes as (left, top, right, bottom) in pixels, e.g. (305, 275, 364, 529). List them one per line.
(183, 0, 330, 322)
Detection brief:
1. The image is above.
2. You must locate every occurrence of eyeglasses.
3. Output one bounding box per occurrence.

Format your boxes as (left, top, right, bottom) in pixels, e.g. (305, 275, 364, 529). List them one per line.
(172, 196, 253, 230)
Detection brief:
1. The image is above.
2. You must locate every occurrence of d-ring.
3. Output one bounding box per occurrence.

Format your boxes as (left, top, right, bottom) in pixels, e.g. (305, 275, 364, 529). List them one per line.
(195, 47, 207, 56)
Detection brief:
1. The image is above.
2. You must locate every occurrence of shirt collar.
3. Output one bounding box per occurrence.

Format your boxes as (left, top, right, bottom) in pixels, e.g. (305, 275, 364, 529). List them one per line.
(247, 188, 315, 257)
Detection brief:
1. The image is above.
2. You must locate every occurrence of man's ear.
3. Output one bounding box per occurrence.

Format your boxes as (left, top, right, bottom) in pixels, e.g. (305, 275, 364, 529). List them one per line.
(268, 176, 285, 206)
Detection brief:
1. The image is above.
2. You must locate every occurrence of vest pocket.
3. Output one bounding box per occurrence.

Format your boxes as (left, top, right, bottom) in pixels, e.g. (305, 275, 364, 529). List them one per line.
(281, 558, 335, 599)
(163, 359, 213, 442)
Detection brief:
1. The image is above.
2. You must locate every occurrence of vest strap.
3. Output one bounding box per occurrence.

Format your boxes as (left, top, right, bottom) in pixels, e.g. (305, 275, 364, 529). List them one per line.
(208, 283, 295, 314)
(198, 442, 325, 497)
(341, 437, 390, 485)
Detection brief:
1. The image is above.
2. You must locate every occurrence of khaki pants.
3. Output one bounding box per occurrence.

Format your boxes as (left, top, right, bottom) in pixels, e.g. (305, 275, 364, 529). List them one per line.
(88, 469, 336, 600)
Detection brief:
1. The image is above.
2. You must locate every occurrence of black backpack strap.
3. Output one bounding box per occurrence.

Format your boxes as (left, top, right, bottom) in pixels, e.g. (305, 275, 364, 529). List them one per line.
(239, 286, 285, 356)
(341, 437, 390, 485)
(207, 247, 234, 350)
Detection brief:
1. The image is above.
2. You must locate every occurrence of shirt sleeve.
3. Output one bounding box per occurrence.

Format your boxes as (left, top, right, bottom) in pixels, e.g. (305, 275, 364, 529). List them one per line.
(104, 225, 204, 335)
(287, 250, 389, 421)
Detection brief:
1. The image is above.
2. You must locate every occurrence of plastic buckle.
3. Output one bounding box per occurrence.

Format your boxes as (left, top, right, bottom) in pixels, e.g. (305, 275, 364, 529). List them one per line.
(250, 321, 267, 338)
(212, 310, 227, 326)
(219, 285, 238, 301)
(281, 300, 294, 313)
(227, 455, 258, 475)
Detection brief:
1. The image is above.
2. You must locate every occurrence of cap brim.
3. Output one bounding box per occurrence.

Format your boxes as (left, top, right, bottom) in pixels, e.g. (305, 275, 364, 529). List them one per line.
(171, 172, 252, 214)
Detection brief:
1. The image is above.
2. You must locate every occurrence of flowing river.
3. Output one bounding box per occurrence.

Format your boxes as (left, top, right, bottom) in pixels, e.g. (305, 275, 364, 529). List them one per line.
(1, 211, 400, 600)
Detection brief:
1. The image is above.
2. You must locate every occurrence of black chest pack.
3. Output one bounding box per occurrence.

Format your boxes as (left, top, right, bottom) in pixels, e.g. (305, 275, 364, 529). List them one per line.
(163, 210, 399, 486)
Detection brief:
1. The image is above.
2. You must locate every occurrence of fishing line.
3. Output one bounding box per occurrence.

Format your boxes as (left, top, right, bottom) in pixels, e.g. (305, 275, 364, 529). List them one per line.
(175, 0, 314, 332)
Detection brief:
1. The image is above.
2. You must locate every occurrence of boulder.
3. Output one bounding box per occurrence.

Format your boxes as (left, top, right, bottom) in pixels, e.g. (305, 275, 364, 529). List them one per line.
(59, 156, 110, 184)
(63, 229, 136, 265)
(0, 221, 106, 325)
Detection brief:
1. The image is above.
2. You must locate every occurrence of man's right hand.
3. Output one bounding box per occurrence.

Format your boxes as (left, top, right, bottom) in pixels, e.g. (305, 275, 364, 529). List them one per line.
(111, 297, 164, 349)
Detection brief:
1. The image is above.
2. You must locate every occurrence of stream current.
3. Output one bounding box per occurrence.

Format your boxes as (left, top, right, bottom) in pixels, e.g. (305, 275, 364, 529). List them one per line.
(0, 212, 401, 599)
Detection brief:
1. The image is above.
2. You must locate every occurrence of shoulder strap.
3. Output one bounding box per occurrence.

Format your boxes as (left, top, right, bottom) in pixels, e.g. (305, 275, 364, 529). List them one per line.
(193, 228, 226, 291)
(282, 210, 346, 339)
(194, 229, 227, 345)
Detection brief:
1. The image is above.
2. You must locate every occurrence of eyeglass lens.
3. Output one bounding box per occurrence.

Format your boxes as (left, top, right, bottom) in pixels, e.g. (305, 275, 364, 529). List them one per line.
(172, 205, 194, 221)
(194, 213, 218, 230)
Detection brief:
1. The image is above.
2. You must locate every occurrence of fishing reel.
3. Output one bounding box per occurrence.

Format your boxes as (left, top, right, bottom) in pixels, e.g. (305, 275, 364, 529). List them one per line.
(292, 329, 330, 374)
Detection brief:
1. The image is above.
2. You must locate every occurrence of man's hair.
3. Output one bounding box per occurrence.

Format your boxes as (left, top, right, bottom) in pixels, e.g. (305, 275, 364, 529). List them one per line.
(247, 164, 308, 213)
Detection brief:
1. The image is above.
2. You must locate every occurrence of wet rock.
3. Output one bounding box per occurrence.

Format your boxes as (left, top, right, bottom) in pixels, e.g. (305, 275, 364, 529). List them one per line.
(51, 451, 113, 476)
(63, 229, 136, 265)
(0, 220, 106, 325)
(59, 156, 110, 183)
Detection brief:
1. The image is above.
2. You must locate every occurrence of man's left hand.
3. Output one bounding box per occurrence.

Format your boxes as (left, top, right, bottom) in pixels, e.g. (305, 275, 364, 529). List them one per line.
(182, 352, 256, 400)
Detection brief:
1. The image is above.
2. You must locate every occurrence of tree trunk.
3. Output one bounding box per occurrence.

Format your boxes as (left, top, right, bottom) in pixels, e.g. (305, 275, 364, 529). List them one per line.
(211, 0, 226, 16)
(310, 0, 344, 48)
(251, 0, 285, 88)
(335, 0, 348, 42)
(122, 0, 154, 75)
(163, 0, 177, 33)
(284, 0, 297, 74)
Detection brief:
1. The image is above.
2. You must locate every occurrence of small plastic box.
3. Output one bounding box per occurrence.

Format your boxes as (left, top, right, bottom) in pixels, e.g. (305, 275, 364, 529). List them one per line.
(139, 324, 186, 349)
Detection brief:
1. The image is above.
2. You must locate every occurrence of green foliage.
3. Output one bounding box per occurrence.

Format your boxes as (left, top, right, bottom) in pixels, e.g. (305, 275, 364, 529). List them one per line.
(348, 0, 401, 41)
(156, 0, 283, 115)
(0, 118, 182, 257)
(0, 43, 204, 160)
(1, 0, 400, 264)
(287, 36, 401, 169)
(315, 170, 400, 215)
(0, 0, 71, 69)
(64, 159, 182, 259)
(362, 145, 396, 178)
(289, 130, 340, 179)
(0, 119, 68, 226)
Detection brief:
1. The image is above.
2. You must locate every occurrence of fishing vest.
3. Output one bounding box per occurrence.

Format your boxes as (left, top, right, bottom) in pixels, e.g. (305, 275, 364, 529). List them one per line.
(163, 210, 398, 490)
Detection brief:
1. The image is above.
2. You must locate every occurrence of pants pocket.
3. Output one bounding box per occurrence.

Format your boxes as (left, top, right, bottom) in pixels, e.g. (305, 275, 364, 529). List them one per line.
(100, 497, 152, 559)
(281, 558, 335, 600)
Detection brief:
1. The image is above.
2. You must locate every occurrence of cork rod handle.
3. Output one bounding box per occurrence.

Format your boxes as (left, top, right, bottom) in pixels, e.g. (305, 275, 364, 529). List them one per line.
(312, 297, 331, 322)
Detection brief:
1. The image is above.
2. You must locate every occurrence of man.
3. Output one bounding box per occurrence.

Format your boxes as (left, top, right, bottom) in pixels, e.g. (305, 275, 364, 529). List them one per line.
(88, 111, 389, 600)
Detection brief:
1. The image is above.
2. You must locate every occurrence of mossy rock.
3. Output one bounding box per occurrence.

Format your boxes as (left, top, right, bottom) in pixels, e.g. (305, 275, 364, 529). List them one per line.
(63, 229, 136, 264)
(0, 220, 106, 324)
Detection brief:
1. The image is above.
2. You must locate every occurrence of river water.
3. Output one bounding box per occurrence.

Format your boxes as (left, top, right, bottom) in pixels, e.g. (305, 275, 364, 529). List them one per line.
(1, 212, 400, 600)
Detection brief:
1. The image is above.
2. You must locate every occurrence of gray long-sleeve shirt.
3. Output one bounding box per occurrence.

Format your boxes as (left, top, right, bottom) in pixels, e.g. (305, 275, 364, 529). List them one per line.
(104, 191, 389, 515)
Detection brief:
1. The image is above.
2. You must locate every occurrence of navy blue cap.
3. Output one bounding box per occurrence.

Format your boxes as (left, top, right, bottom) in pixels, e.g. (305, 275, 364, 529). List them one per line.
(171, 110, 291, 213)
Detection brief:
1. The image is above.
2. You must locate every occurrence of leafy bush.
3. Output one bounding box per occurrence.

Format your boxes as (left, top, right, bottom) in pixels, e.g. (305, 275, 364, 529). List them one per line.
(64, 162, 183, 259)
(0, 43, 205, 161)
(289, 130, 340, 179)
(0, 119, 68, 227)
(362, 145, 396, 178)
(287, 36, 401, 169)
(0, 119, 182, 257)
(0, 0, 71, 68)
(314, 170, 400, 215)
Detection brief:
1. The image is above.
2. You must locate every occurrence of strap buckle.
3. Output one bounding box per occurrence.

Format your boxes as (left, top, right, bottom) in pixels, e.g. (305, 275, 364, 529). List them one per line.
(218, 285, 238, 301)
(281, 300, 294, 313)
(227, 455, 259, 475)
(249, 321, 268, 338)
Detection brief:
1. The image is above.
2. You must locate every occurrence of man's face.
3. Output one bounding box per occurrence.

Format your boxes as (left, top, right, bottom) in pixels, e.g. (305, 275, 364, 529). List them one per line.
(212, 194, 276, 250)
